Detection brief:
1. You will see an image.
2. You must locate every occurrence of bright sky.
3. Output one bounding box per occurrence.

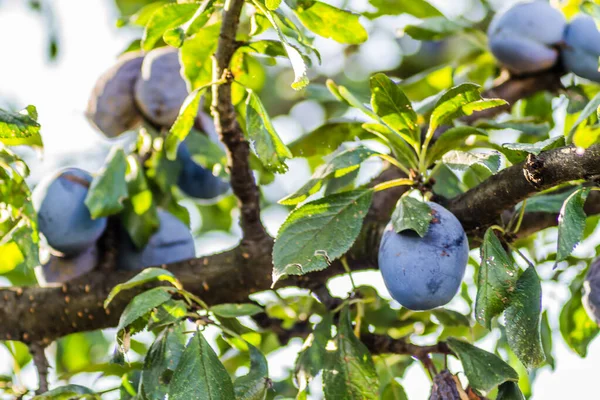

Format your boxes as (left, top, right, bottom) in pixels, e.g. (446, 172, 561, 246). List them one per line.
(1, 0, 599, 398)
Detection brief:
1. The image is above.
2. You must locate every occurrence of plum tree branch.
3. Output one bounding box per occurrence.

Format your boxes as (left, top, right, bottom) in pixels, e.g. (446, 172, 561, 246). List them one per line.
(211, 0, 268, 243)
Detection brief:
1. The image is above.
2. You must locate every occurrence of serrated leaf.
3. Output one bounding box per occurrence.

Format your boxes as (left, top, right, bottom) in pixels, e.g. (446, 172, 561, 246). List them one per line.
(168, 330, 235, 400)
(279, 146, 378, 205)
(181, 23, 221, 89)
(116, 287, 175, 336)
(559, 286, 599, 357)
(85, 147, 128, 219)
(370, 73, 419, 147)
(474, 119, 550, 137)
(366, 0, 441, 19)
(442, 150, 500, 174)
(295, 313, 333, 387)
(141, 326, 186, 400)
(475, 229, 519, 329)
(502, 136, 564, 158)
(291, 0, 367, 44)
(33, 384, 99, 399)
(447, 338, 518, 392)
(496, 381, 525, 400)
(516, 187, 579, 214)
(323, 307, 379, 399)
(390, 196, 432, 237)
(210, 303, 264, 318)
(504, 267, 545, 368)
(165, 85, 209, 160)
(361, 123, 418, 170)
(142, 3, 199, 50)
(557, 188, 590, 262)
(0, 106, 43, 148)
(272, 189, 373, 284)
(288, 122, 368, 158)
(105, 268, 182, 308)
(233, 343, 269, 400)
(567, 91, 600, 144)
(380, 380, 408, 400)
(426, 126, 487, 165)
(402, 17, 465, 40)
(429, 83, 507, 134)
(148, 300, 188, 330)
(245, 90, 292, 173)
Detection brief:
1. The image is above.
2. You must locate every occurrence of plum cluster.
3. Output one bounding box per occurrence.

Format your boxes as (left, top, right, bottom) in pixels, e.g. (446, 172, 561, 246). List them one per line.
(378, 202, 469, 310)
(86, 46, 229, 199)
(488, 1, 600, 82)
(34, 168, 196, 283)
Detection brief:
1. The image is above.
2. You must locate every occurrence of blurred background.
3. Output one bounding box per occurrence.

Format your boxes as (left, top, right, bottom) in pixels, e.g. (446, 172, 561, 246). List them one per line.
(0, 0, 599, 398)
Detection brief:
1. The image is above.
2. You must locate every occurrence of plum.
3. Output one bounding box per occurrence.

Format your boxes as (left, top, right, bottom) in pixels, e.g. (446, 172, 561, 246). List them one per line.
(176, 142, 230, 200)
(134, 47, 189, 127)
(562, 15, 600, 83)
(86, 52, 144, 138)
(32, 168, 107, 257)
(378, 202, 468, 310)
(583, 258, 600, 325)
(117, 210, 196, 270)
(487, 1, 566, 73)
(41, 245, 98, 284)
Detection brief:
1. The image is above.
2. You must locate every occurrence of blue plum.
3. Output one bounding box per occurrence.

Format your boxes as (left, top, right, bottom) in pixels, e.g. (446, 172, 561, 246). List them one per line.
(562, 15, 600, 83)
(176, 142, 230, 200)
(32, 168, 107, 257)
(117, 210, 196, 271)
(487, 1, 566, 73)
(378, 202, 469, 310)
(134, 47, 189, 127)
(583, 258, 600, 325)
(86, 52, 144, 138)
(41, 245, 98, 284)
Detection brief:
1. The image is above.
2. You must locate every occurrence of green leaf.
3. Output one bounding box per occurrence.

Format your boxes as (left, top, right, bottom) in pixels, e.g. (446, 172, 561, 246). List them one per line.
(148, 300, 188, 330)
(116, 287, 175, 335)
(142, 3, 199, 50)
(361, 123, 418, 169)
(245, 90, 293, 173)
(141, 326, 186, 400)
(504, 267, 545, 368)
(540, 311, 555, 369)
(323, 307, 379, 399)
(429, 84, 507, 134)
(516, 187, 579, 214)
(266, 0, 282, 10)
(33, 384, 98, 399)
(0, 106, 43, 148)
(446, 338, 518, 392)
(366, 0, 441, 19)
(566, 91, 600, 144)
(168, 330, 236, 400)
(181, 23, 221, 89)
(502, 136, 565, 159)
(402, 17, 465, 40)
(165, 85, 209, 160)
(474, 119, 550, 137)
(442, 150, 500, 174)
(496, 381, 525, 400)
(272, 189, 373, 284)
(85, 147, 128, 219)
(559, 286, 599, 357)
(291, 0, 367, 44)
(105, 268, 181, 308)
(288, 122, 368, 158)
(279, 146, 378, 205)
(475, 229, 519, 329)
(380, 380, 408, 400)
(426, 127, 487, 165)
(390, 196, 432, 237)
(557, 188, 590, 262)
(573, 125, 600, 149)
(432, 309, 471, 327)
(210, 303, 264, 318)
(233, 344, 270, 400)
(295, 314, 332, 387)
(370, 73, 419, 147)
(0, 242, 23, 274)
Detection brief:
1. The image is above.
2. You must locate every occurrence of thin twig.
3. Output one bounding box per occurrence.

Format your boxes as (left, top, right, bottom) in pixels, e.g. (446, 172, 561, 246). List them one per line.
(29, 342, 49, 394)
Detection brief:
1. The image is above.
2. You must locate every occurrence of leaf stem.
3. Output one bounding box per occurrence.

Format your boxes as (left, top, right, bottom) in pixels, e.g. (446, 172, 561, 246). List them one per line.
(373, 178, 415, 192)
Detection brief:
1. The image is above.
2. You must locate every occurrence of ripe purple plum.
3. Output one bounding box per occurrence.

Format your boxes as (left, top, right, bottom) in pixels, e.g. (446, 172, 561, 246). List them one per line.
(32, 168, 107, 257)
(562, 15, 600, 83)
(487, 1, 566, 73)
(378, 202, 469, 310)
(41, 245, 98, 284)
(176, 142, 230, 200)
(117, 210, 196, 270)
(584, 258, 600, 325)
(86, 52, 144, 138)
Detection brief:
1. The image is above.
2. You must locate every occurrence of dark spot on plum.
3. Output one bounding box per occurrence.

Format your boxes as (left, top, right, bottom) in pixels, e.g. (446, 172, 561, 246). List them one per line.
(441, 250, 449, 257)
(427, 276, 443, 295)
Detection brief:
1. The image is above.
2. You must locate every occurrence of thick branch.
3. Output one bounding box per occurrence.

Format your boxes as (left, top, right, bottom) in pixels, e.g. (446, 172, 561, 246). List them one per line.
(211, 0, 267, 242)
